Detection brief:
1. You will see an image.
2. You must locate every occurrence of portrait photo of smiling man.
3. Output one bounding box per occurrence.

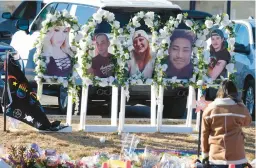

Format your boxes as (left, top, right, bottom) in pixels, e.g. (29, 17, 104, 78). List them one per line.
(166, 29, 195, 79)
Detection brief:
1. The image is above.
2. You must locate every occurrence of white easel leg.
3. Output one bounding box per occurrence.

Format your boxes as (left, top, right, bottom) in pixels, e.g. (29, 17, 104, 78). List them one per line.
(79, 86, 89, 130)
(66, 91, 73, 126)
(111, 86, 118, 126)
(157, 85, 164, 132)
(150, 85, 157, 126)
(118, 87, 126, 132)
(186, 86, 194, 127)
(37, 82, 43, 101)
(196, 88, 203, 131)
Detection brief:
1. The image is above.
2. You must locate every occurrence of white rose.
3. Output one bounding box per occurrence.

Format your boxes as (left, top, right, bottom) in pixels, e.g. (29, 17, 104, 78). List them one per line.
(225, 29, 231, 35)
(203, 29, 209, 36)
(223, 14, 229, 22)
(196, 80, 204, 86)
(193, 57, 198, 64)
(228, 38, 235, 46)
(124, 53, 130, 60)
(145, 18, 153, 27)
(118, 28, 123, 34)
(145, 12, 154, 19)
(89, 20, 97, 27)
(128, 45, 134, 52)
(205, 20, 213, 29)
(159, 29, 168, 38)
(193, 47, 198, 54)
(136, 79, 143, 85)
(161, 39, 168, 44)
(145, 79, 153, 85)
(195, 39, 203, 47)
(190, 75, 196, 83)
(204, 50, 211, 64)
(99, 79, 109, 87)
(194, 67, 199, 73)
(162, 64, 168, 71)
(137, 11, 144, 18)
(63, 80, 68, 88)
(74, 64, 79, 69)
(221, 20, 229, 27)
(171, 76, 177, 83)
(107, 13, 115, 22)
(57, 77, 64, 83)
(226, 63, 235, 73)
(34, 76, 41, 82)
(113, 21, 120, 29)
(185, 20, 193, 27)
(38, 73, 43, 78)
(157, 49, 164, 57)
(177, 14, 183, 20)
(62, 9, 69, 18)
(82, 25, 89, 33)
(74, 33, 83, 42)
(108, 76, 115, 84)
(130, 79, 137, 85)
(174, 21, 179, 28)
(86, 63, 92, 69)
(93, 13, 102, 22)
(215, 15, 221, 24)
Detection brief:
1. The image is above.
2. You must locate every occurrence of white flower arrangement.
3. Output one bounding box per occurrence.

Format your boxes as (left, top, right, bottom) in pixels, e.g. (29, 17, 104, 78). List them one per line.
(154, 13, 192, 87)
(75, 9, 120, 87)
(194, 13, 236, 86)
(33, 9, 80, 102)
(118, 11, 161, 87)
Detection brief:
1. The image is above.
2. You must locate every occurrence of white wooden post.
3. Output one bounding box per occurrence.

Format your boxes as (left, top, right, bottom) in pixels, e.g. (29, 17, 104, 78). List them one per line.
(195, 88, 203, 131)
(79, 86, 89, 130)
(111, 86, 118, 126)
(186, 86, 195, 127)
(157, 85, 164, 132)
(118, 86, 126, 132)
(37, 81, 43, 101)
(66, 90, 73, 126)
(150, 85, 157, 126)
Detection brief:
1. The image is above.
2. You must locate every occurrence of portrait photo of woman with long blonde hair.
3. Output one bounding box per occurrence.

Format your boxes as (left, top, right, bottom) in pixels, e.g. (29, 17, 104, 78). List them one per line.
(42, 25, 73, 77)
(128, 29, 155, 78)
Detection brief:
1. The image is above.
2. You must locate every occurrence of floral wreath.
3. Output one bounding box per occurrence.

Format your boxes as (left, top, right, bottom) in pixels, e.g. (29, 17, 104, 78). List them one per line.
(116, 11, 161, 88)
(33, 9, 80, 105)
(190, 13, 236, 87)
(75, 9, 120, 87)
(154, 13, 193, 88)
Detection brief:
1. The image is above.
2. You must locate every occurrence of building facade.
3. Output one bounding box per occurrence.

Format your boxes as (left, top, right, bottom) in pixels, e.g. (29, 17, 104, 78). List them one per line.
(171, 0, 255, 19)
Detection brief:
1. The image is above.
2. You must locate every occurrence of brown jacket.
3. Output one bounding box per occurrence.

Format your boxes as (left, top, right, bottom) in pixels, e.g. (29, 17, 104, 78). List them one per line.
(201, 98, 252, 165)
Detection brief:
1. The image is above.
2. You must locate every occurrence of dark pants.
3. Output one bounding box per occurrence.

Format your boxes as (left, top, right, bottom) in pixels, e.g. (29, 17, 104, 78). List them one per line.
(210, 164, 244, 168)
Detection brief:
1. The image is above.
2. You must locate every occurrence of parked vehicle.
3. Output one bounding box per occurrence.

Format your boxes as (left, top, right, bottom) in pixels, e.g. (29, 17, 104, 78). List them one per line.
(0, 42, 23, 113)
(0, 0, 48, 44)
(233, 19, 255, 119)
(10, 0, 214, 118)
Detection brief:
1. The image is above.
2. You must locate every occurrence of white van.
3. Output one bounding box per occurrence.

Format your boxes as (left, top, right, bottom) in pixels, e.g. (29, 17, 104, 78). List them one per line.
(10, 0, 187, 116)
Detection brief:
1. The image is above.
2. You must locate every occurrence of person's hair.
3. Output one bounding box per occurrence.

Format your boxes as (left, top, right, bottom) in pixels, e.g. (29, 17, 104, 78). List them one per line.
(95, 33, 109, 42)
(169, 30, 195, 48)
(216, 80, 240, 103)
(133, 38, 152, 66)
(42, 25, 73, 58)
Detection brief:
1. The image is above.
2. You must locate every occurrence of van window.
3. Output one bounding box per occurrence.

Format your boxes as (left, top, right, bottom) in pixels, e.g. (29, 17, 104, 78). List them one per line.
(12, 1, 37, 20)
(95, 7, 181, 34)
(31, 3, 71, 32)
(75, 5, 98, 25)
(236, 24, 249, 46)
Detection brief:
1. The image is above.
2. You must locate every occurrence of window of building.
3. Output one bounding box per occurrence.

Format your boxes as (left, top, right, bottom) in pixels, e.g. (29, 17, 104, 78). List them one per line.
(195, 1, 227, 16)
(230, 1, 255, 19)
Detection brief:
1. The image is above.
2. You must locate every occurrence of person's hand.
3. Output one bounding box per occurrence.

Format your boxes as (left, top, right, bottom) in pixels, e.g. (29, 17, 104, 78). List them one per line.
(87, 68, 95, 75)
(202, 157, 209, 168)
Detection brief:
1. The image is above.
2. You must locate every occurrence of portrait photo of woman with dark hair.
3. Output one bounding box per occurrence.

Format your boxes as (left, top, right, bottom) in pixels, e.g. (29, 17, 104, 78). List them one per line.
(128, 29, 155, 78)
(208, 29, 231, 80)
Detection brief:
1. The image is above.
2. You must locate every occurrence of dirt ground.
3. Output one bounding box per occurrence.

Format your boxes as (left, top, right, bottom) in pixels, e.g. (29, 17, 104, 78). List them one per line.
(0, 116, 255, 162)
